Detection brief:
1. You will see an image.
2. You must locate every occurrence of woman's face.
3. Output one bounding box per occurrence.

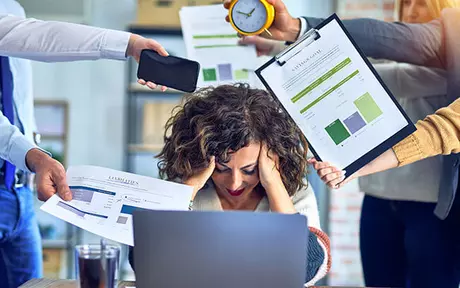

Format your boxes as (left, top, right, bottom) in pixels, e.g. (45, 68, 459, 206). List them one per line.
(401, 0, 434, 23)
(211, 142, 261, 198)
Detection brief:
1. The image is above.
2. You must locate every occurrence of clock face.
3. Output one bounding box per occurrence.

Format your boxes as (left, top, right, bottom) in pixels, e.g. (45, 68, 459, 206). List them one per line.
(231, 0, 268, 33)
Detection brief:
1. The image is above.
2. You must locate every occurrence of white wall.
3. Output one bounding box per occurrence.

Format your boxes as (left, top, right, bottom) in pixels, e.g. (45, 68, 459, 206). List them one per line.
(29, 0, 136, 171)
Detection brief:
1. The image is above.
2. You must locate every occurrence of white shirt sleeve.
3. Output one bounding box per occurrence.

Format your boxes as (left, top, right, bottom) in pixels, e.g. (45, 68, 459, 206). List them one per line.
(0, 110, 36, 172)
(0, 14, 131, 62)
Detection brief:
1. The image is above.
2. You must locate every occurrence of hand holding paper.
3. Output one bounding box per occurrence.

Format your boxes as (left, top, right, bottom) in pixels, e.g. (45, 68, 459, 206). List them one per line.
(40, 165, 193, 246)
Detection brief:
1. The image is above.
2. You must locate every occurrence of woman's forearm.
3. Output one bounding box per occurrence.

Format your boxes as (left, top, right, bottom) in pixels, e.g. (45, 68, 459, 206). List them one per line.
(356, 149, 399, 178)
(264, 181, 297, 213)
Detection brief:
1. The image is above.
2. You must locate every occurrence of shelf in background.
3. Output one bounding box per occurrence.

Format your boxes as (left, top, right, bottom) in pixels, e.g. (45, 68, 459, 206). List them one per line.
(128, 144, 164, 153)
(42, 239, 68, 249)
(128, 82, 185, 94)
(128, 25, 182, 36)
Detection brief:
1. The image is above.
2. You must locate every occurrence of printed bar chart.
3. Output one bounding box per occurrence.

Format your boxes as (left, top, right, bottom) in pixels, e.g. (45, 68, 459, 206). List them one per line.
(325, 119, 351, 145)
(354, 92, 383, 123)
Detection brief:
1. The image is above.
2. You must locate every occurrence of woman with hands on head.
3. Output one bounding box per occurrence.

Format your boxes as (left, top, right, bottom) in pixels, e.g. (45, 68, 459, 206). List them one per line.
(129, 83, 331, 286)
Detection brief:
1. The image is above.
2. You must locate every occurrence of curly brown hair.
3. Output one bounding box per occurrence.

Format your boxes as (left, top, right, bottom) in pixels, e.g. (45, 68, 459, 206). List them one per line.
(156, 83, 309, 196)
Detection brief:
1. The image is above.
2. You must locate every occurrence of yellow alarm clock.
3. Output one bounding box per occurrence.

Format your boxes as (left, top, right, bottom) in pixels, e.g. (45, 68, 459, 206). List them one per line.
(228, 0, 275, 36)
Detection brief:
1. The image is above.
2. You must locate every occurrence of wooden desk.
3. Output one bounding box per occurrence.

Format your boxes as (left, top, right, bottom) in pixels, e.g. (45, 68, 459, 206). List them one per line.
(19, 279, 135, 288)
(20, 279, 374, 288)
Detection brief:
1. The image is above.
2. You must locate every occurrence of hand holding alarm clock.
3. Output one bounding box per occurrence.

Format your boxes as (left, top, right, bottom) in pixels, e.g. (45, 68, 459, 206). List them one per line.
(224, 0, 301, 42)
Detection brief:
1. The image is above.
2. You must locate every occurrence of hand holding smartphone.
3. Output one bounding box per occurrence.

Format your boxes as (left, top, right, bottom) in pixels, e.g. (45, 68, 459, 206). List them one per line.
(137, 49, 200, 93)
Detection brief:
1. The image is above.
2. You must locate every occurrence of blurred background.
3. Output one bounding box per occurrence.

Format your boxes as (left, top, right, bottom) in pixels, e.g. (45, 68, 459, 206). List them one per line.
(16, 0, 396, 286)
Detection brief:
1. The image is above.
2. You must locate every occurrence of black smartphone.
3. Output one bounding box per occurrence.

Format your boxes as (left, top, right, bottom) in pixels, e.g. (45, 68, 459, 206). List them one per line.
(137, 49, 200, 93)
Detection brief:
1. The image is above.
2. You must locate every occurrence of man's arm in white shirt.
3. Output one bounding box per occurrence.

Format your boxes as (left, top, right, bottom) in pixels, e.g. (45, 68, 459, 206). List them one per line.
(0, 14, 131, 62)
(0, 111, 36, 172)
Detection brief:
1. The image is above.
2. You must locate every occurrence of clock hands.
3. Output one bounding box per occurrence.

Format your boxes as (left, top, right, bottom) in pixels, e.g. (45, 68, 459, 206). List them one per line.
(237, 10, 250, 17)
(236, 7, 255, 18)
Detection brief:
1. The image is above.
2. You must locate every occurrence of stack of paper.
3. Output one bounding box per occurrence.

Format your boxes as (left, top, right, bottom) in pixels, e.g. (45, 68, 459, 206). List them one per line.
(40, 165, 193, 246)
(179, 4, 261, 88)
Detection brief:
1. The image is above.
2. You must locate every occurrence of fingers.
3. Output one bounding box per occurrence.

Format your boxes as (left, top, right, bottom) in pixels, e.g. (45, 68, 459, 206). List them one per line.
(55, 170, 72, 201)
(223, 0, 232, 9)
(36, 181, 55, 202)
(208, 156, 216, 168)
(321, 170, 345, 189)
(138, 79, 167, 91)
(146, 82, 157, 89)
(147, 39, 169, 56)
(307, 157, 347, 189)
(36, 163, 72, 201)
(238, 36, 258, 45)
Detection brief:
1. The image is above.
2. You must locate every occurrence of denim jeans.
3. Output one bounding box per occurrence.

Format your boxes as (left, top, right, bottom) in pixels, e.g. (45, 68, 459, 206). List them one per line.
(0, 186, 42, 288)
(360, 195, 459, 288)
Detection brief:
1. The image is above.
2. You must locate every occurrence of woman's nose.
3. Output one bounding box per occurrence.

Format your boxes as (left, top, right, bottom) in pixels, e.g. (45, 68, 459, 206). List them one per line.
(228, 172, 243, 190)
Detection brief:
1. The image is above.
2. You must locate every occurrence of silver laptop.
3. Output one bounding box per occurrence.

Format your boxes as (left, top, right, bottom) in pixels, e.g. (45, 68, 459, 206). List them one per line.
(132, 210, 308, 288)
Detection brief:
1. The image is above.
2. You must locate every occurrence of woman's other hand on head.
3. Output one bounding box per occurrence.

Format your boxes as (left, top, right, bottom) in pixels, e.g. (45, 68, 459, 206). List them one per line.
(184, 156, 216, 198)
(258, 144, 283, 189)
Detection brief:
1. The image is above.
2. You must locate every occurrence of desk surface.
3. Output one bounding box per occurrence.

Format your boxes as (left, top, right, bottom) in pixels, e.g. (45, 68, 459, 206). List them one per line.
(19, 278, 372, 288)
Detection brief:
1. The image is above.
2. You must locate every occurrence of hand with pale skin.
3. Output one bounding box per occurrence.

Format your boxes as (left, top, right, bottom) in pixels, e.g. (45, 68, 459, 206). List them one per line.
(258, 144, 296, 213)
(223, 0, 301, 42)
(307, 149, 399, 189)
(126, 34, 169, 91)
(184, 156, 216, 199)
(238, 36, 284, 56)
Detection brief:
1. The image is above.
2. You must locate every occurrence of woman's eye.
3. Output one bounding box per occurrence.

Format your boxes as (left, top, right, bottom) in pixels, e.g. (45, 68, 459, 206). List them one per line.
(243, 169, 256, 175)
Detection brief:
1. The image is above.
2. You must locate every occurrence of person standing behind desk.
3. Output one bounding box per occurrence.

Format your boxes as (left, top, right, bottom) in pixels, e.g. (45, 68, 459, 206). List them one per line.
(356, 1, 459, 287)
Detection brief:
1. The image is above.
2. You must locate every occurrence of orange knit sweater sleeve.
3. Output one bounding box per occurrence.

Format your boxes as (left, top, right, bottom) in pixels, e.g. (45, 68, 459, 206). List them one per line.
(393, 98, 460, 166)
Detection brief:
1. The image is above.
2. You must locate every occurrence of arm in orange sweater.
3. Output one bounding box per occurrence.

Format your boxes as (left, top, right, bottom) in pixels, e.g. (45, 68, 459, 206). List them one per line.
(393, 98, 460, 166)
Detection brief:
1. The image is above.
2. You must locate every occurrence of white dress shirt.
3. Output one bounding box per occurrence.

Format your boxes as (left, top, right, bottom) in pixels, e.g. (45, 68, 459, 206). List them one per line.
(0, 3, 131, 172)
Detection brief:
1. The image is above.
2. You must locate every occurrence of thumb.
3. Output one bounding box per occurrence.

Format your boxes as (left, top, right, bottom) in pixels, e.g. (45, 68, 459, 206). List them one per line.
(54, 169, 72, 201)
(208, 156, 216, 170)
(238, 36, 260, 45)
(147, 40, 169, 57)
(266, 0, 286, 11)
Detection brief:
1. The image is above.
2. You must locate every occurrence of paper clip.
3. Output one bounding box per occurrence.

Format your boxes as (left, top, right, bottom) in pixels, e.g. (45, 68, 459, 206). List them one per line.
(275, 28, 320, 66)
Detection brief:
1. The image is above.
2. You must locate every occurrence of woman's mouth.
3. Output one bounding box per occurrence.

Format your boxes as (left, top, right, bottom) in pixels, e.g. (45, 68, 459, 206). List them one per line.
(226, 188, 244, 196)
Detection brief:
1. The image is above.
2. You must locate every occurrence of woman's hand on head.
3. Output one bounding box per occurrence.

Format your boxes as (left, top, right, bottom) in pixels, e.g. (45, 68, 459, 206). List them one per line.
(184, 156, 216, 199)
(258, 144, 283, 190)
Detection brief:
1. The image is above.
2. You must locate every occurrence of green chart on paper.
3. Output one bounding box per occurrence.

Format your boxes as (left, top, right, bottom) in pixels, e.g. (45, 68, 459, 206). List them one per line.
(354, 92, 383, 123)
(325, 119, 351, 145)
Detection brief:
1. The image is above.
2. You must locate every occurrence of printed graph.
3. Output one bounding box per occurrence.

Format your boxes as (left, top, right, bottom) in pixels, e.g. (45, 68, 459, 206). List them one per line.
(354, 92, 383, 123)
(343, 112, 366, 134)
(325, 119, 351, 145)
(57, 201, 108, 219)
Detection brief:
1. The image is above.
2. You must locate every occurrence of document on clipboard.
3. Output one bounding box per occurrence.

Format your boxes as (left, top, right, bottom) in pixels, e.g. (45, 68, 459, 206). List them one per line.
(255, 14, 415, 178)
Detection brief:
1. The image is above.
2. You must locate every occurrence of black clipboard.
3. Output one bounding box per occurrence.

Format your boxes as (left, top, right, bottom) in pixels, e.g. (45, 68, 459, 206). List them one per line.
(255, 14, 415, 179)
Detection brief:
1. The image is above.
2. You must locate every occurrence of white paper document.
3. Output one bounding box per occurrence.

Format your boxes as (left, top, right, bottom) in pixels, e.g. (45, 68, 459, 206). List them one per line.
(256, 16, 413, 174)
(40, 165, 193, 246)
(179, 4, 261, 88)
